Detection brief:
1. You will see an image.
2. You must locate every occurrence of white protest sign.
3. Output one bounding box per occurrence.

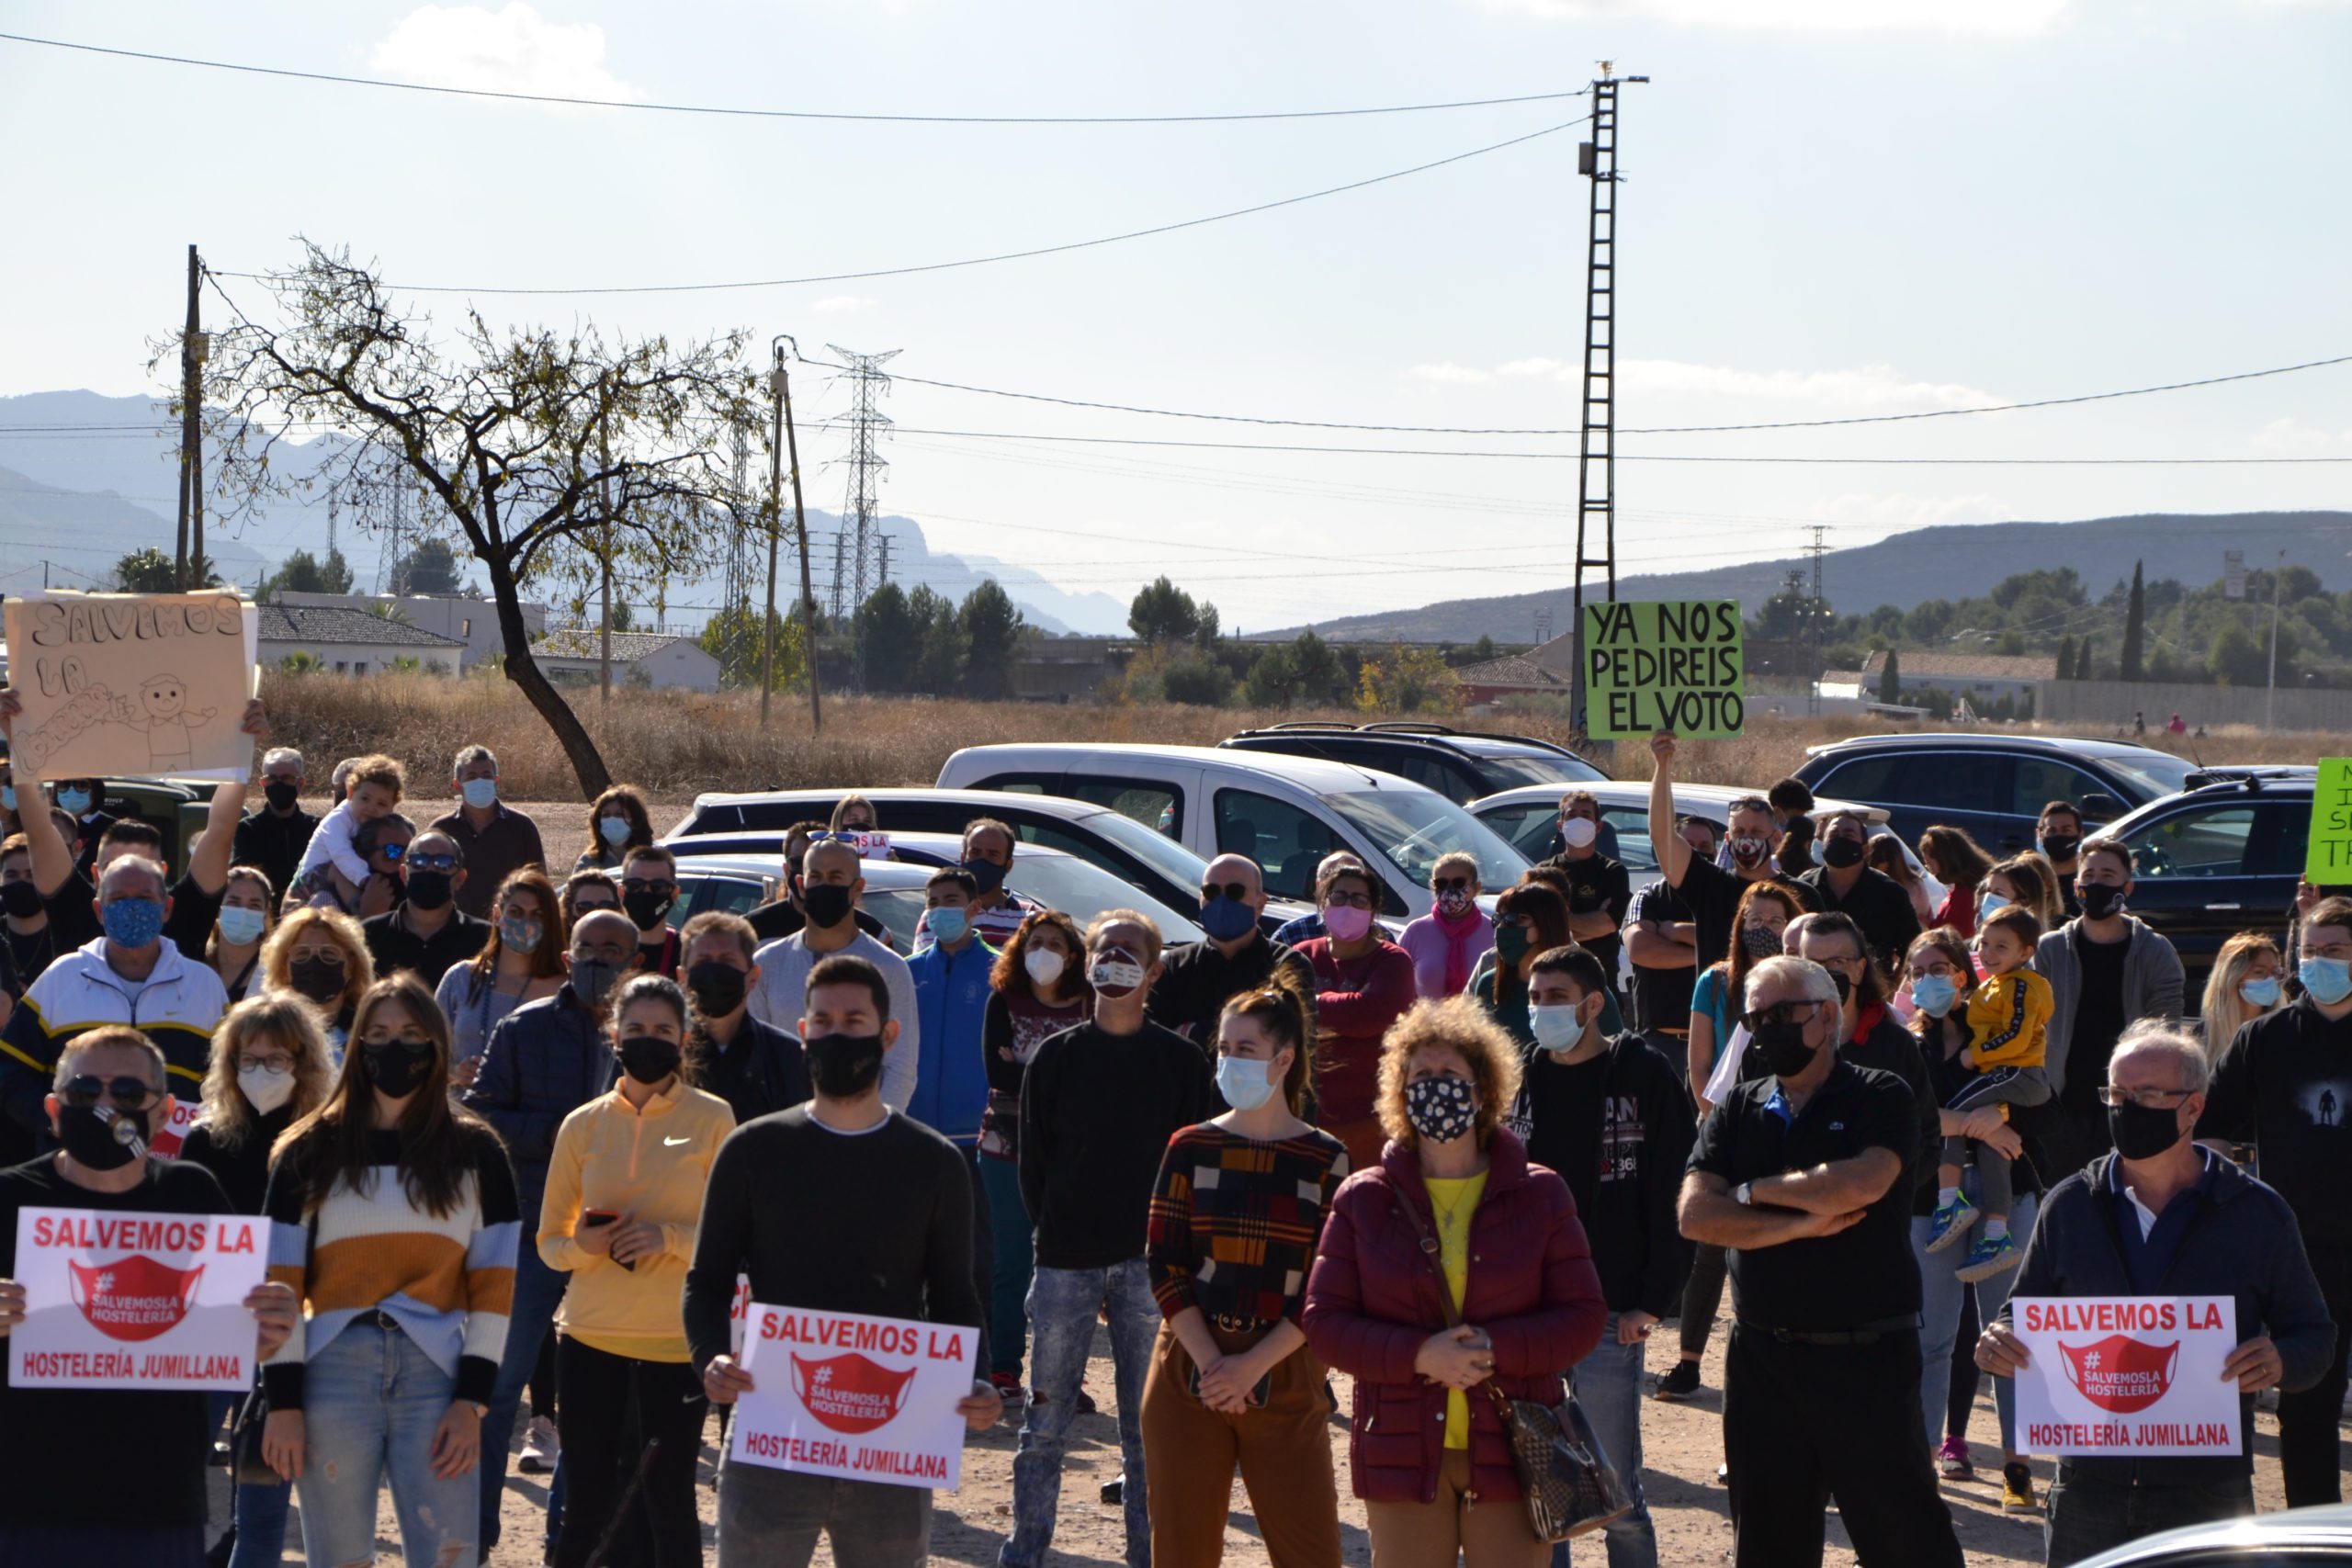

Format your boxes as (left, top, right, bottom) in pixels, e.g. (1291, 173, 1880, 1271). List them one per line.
(729, 1303, 977, 1489)
(2011, 1296, 2240, 1456)
(148, 1098, 204, 1161)
(844, 830, 891, 861)
(729, 1274, 752, 1356)
(9, 1207, 266, 1390)
(0, 592, 259, 780)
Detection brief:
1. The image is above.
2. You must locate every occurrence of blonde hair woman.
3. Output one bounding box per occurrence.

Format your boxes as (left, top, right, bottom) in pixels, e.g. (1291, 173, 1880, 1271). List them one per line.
(260, 907, 375, 1058)
(2199, 931, 2285, 1065)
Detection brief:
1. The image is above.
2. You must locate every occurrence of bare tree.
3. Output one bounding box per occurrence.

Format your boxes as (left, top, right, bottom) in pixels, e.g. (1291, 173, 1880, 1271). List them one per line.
(199, 242, 756, 795)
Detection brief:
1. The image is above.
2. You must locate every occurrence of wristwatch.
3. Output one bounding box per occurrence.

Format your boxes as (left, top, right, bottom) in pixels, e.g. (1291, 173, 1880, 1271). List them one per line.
(467, 1401, 489, 1419)
(1734, 1181, 1754, 1206)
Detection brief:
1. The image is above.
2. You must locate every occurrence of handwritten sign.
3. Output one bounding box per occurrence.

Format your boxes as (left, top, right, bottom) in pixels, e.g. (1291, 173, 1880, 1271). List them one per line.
(1579, 600, 1746, 739)
(9, 1207, 266, 1390)
(1, 591, 258, 780)
(729, 1303, 976, 1489)
(2011, 1295, 2240, 1456)
(2305, 759, 2352, 883)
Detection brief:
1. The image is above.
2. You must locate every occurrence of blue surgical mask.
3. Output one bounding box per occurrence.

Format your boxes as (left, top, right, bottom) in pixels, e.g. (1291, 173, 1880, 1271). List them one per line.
(2239, 975, 2282, 1010)
(2299, 956, 2352, 1008)
(59, 788, 92, 816)
(460, 778, 499, 810)
(0, 787, 15, 813)
(929, 907, 970, 946)
(218, 907, 266, 946)
(1977, 892, 2010, 919)
(1911, 973, 1959, 1019)
(101, 898, 164, 949)
(1528, 1002, 1584, 1055)
(598, 815, 631, 846)
(1216, 1055, 1278, 1111)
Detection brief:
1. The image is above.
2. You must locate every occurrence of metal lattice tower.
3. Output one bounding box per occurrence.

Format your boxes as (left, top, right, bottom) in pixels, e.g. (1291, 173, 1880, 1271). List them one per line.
(825, 344, 899, 623)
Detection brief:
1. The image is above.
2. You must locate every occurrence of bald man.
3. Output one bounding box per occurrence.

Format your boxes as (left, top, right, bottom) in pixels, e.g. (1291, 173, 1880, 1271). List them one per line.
(1148, 852, 1316, 1049)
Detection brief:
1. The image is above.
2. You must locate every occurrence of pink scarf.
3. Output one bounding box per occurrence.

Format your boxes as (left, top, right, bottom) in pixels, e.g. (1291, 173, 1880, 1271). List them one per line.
(1433, 904, 1485, 995)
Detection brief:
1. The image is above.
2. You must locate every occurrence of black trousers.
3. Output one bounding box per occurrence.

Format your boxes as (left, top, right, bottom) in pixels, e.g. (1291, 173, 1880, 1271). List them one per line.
(552, 1337, 709, 1568)
(1723, 1325, 1963, 1568)
(2278, 1289, 2351, 1507)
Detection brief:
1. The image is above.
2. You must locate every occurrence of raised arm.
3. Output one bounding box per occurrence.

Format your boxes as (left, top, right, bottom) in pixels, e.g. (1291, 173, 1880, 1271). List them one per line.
(1647, 732, 1690, 889)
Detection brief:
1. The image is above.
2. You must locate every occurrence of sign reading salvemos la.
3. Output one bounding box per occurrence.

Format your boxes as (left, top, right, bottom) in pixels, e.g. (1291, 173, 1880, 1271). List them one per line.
(1579, 600, 1746, 739)
(729, 1303, 977, 1489)
(2010, 1295, 2240, 1456)
(9, 1207, 266, 1390)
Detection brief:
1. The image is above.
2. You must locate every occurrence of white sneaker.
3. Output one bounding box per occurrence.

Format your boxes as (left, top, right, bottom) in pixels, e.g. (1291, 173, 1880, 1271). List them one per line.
(517, 1415, 560, 1474)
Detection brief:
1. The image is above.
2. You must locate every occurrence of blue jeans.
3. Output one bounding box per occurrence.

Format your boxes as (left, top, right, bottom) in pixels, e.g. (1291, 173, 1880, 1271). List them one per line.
(978, 1156, 1033, 1380)
(1913, 1186, 2037, 1455)
(205, 1387, 295, 1568)
(2045, 1468, 2252, 1567)
(1001, 1258, 1158, 1568)
(1551, 1312, 1657, 1568)
(480, 1236, 568, 1551)
(296, 1319, 478, 1568)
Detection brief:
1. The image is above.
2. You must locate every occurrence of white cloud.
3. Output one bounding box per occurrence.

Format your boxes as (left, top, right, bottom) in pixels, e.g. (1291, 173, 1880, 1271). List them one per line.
(370, 5, 635, 101)
(809, 296, 880, 316)
(1444, 355, 2004, 412)
(1408, 361, 1493, 385)
(2251, 416, 2352, 453)
(1469, 0, 2065, 31)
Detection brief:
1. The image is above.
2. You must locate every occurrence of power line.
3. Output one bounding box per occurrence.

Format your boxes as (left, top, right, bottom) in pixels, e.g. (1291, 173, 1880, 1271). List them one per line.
(215, 116, 1589, 297)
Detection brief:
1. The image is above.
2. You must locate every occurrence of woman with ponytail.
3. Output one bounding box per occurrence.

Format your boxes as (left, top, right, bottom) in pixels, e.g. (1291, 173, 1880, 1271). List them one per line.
(1140, 966, 1348, 1568)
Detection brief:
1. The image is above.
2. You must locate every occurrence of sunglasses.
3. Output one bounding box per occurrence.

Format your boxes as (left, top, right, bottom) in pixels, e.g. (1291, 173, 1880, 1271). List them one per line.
(377, 842, 408, 863)
(60, 1074, 162, 1111)
(1201, 882, 1251, 902)
(1432, 877, 1471, 894)
(628, 879, 678, 897)
(1741, 999, 1828, 1031)
(405, 852, 458, 874)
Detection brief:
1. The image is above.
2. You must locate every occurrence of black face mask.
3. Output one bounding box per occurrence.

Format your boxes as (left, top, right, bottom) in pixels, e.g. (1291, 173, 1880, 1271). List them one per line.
(800, 883, 854, 931)
(58, 1102, 150, 1171)
(0, 879, 42, 919)
(616, 1035, 682, 1085)
(804, 1031, 884, 1098)
(2041, 834, 2082, 862)
(623, 886, 673, 932)
(2079, 883, 2128, 920)
(264, 781, 301, 812)
(2108, 1099, 2185, 1161)
(685, 960, 749, 1018)
(1827, 967, 1854, 1003)
(289, 956, 346, 1004)
(1753, 1019, 1818, 1079)
(363, 1040, 433, 1099)
(962, 857, 1008, 897)
(404, 871, 454, 912)
(1820, 836, 1866, 870)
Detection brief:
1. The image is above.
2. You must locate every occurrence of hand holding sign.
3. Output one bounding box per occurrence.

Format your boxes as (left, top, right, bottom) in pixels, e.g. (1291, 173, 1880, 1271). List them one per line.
(2306, 759, 2352, 883)
(1582, 601, 1746, 739)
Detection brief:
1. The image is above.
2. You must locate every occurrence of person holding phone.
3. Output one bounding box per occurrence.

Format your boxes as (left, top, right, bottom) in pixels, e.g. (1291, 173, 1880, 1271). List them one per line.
(1141, 967, 1348, 1568)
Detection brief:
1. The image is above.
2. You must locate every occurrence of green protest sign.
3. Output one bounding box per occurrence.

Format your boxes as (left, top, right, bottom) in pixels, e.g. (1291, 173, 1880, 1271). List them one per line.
(1580, 600, 1746, 739)
(2305, 758, 2352, 883)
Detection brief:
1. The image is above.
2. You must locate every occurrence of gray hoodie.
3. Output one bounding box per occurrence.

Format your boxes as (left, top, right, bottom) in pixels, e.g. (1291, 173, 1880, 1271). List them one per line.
(2035, 915, 2185, 1100)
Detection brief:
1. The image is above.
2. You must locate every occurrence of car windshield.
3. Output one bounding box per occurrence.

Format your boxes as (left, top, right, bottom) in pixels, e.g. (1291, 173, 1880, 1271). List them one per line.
(1005, 858, 1205, 944)
(1329, 789, 1529, 889)
(1469, 751, 1605, 790)
(2094, 750, 2198, 803)
(1075, 807, 1215, 890)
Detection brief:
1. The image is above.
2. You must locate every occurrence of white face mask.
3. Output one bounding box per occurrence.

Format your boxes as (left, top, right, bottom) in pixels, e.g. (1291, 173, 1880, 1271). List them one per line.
(1089, 952, 1148, 996)
(238, 1066, 296, 1115)
(1529, 1002, 1586, 1054)
(1023, 948, 1066, 987)
(1560, 816, 1599, 850)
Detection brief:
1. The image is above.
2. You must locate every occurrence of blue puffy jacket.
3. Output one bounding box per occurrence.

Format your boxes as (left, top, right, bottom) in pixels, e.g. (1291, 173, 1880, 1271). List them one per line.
(903, 938, 997, 1145)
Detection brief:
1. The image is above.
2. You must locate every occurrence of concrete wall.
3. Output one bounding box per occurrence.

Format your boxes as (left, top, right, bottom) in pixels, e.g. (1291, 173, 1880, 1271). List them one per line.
(537, 641, 721, 693)
(260, 638, 459, 677)
(2039, 678, 2352, 733)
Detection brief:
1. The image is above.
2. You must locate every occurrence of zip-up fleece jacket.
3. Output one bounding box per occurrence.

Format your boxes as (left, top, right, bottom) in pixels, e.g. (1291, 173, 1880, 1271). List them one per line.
(461, 985, 616, 1220)
(538, 1080, 737, 1363)
(1963, 967, 2052, 1071)
(1996, 1148, 2335, 1483)
(0, 936, 227, 1138)
(903, 937, 997, 1145)
(2036, 916, 2185, 1100)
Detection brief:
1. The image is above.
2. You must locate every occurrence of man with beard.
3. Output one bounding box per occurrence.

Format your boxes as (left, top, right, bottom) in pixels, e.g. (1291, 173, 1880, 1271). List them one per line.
(748, 838, 918, 1110)
(1646, 733, 1817, 982)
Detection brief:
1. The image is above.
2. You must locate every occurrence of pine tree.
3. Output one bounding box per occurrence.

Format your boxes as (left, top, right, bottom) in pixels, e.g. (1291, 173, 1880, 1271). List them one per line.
(2120, 560, 2147, 682)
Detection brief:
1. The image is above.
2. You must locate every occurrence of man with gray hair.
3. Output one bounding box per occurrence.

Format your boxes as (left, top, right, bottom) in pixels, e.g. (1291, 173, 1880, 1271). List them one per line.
(1680, 953, 1962, 1567)
(430, 743, 545, 919)
(1983, 1021, 2335, 1565)
(232, 745, 316, 901)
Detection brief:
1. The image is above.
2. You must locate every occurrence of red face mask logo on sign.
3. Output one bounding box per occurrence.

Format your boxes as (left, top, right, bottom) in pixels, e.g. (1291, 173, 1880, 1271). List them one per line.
(2058, 1335, 2180, 1414)
(67, 1256, 205, 1341)
(790, 1352, 918, 1435)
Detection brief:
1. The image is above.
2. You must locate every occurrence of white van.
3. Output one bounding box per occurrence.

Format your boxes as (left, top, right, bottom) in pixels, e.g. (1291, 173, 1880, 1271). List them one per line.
(935, 742, 1530, 919)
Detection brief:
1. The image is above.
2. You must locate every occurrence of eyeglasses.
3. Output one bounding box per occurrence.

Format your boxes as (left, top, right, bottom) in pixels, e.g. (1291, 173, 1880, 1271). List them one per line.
(1740, 999, 1828, 1030)
(1201, 882, 1251, 902)
(60, 1074, 162, 1111)
(405, 852, 458, 874)
(2096, 1085, 2192, 1109)
(235, 1056, 294, 1077)
(291, 946, 347, 968)
(1432, 877, 1471, 894)
(1323, 892, 1375, 910)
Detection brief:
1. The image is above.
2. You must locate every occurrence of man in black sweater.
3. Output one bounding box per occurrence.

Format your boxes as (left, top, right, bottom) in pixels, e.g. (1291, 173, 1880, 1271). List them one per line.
(1799, 812, 1922, 976)
(687, 953, 999, 1567)
(1147, 852, 1312, 1046)
(1006, 910, 1217, 1568)
(231, 746, 318, 904)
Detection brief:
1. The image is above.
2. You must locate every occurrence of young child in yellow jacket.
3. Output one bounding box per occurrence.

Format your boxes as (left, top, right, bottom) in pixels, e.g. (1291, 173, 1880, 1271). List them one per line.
(1925, 904, 2053, 1282)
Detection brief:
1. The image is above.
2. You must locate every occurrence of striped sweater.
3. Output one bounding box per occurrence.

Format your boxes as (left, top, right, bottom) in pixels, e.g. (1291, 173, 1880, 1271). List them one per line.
(261, 1123, 520, 1407)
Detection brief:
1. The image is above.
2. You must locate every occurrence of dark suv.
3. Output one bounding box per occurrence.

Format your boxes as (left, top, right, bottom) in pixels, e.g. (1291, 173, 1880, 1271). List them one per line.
(1792, 733, 2199, 853)
(1217, 722, 1606, 807)
(2105, 768, 2313, 991)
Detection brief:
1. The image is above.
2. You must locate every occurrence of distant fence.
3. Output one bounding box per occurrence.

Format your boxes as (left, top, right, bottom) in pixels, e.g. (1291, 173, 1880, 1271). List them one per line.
(2038, 679, 2352, 733)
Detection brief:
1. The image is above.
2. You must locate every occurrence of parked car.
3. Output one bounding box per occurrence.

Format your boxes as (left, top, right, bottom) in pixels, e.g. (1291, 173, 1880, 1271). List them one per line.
(1792, 733, 2199, 853)
(0, 771, 218, 869)
(2105, 767, 2313, 995)
(1217, 721, 1605, 805)
(1468, 781, 1898, 877)
(934, 743, 1529, 919)
(2073, 1502, 2352, 1566)
(662, 786, 1307, 932)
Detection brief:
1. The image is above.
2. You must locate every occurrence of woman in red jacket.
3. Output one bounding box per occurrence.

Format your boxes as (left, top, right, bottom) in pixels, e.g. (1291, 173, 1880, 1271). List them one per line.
(1297, 861, 1417, 1173)
(1303, 996, 1607, 1567)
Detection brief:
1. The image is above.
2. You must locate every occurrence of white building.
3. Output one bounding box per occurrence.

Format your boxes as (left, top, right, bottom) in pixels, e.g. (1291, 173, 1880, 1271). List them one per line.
(530, 628, 722, 693)
(257, 604, 466, 676)
(274, 592, 541, 669)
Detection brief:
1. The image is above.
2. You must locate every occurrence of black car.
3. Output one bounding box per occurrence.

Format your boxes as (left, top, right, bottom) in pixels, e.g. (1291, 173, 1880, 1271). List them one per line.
(2105, 767, 2313, 994)
(1792, 733, 2199, 854)
(1217, 722, 1606, 807)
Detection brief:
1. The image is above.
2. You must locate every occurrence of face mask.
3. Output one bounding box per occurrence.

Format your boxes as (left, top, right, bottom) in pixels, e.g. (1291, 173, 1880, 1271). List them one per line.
(2107, 1098, 2186, 1162)
(800, 883, 854, 931)
(1198, 894, 1258, 943)
(1820, 836, 1866, 871)
(1494, 922, 1532, 967)
(1826, 967, 1854, 1004)
(264, 781, 301, 812)
(1216, 1055, 1278, 1111)
(1559, 817, 1599, 850)
(2239, 975, 2282, 1010)
(616, 1034, 682, 1085)
(1089, 951, 1148, 997)
(1740, 923, 1781, 959)
(1729, 835, 1769, 869)
(598, 815, 632, 847)
(289, 955, 346, 1004)
(804, 1031, 885, 1098)
(2298, 955, 2352, 1008)
(101, 899, 164, 950)
(218, 907, 267, 947)
(1434, 886, 1474, 918)
(1529, 1002, 1585, 1055)
(238, 1066, 296, 1115)
(1, 880, 43, 920)
(1404, 1073, 1476, 1144)
(571, 956, 624, 1008)
(1978, 892, 2011, 919)
(928, 908, 970, 946)
(962, 857, 1008, 897)
(362, 1040, 431, 1099)
(58, 788, 92, 816)
(2078, 883, 2128, 921)
(1753, 1019, 1818, 1079)
(1911, 973, 1959, 1019)
(622, 885, 673, 931)
(685, 960, 749, 1018)
(1323, 904, 1374, 943)
(0, 787, 14, 813)
(460, 778, 499, 810)
(2041, 834, 2081, 862)
(1023, 948, 1066, 988)
(499, 912, 545, 954)
(404, 870, 455, 912)
(59, 1101, 148, 1171)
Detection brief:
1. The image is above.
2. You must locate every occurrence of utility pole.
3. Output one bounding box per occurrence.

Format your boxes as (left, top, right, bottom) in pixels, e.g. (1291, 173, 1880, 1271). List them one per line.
(1805, 525, 1830, 716)
(2265, 547, 2285, 731)
(598, 410, 614, 706)
(776, 338, 823, 735)
(177, 243, 206, 591)
(1566, 67, 1646, 745)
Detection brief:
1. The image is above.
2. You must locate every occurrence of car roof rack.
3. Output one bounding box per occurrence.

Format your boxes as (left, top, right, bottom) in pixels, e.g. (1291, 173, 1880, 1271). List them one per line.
(2182, 765, 2314, 792)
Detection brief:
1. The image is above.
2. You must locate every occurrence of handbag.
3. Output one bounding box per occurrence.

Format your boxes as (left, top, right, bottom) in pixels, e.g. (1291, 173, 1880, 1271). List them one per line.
(1390, 1184, 1634, 1544)
(229, 1383, 278, 1486)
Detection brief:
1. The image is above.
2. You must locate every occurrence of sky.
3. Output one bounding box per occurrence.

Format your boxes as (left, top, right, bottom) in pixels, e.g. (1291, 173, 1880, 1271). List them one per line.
(3, 0, 2349, 634)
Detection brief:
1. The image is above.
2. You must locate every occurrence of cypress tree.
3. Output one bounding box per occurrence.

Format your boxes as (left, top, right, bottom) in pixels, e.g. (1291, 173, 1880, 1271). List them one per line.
(2056, 634, 2076, 682)
(2120, 560, 2147, 682)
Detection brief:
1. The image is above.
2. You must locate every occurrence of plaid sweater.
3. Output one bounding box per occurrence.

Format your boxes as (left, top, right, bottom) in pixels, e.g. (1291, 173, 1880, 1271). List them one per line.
(1148, 1122, 1348, 1325)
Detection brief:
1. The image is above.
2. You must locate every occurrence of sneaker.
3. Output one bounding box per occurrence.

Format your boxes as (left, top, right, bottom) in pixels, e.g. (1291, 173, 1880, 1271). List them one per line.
(1075, 1389, 1098, 1415)
(2001, 1462, 2039, 1514)
(516, 1415, 560, 1475)
(989, 1371, 1024, 1403)
(1100, 1474, 1124, 1505)
(1924, 1193, 1978, 1255)
(1957, 1230, 2022, 1283)
(1653, 1359, 1702, 1402)
(1937, 1435, 1973, 1479)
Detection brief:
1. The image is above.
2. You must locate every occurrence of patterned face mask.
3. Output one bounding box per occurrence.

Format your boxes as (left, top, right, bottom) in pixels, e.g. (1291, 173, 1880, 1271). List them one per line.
(1404, 1072, 1476, 1144)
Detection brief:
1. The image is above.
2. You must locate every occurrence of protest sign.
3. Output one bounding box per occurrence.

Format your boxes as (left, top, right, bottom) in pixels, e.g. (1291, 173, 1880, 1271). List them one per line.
(9, 1207, 266, 1391)
(845, 830, 891, 861)
(149, 1097, 203, 1161)
(729, 1303, 976, 1489)
(2305, 758, 2352, 883)
(729, 1274, 752, 1356)
(2010, 1295, 2240, 1456)
(0, 591, 258, 780)
(1579, 600, 1746, 739)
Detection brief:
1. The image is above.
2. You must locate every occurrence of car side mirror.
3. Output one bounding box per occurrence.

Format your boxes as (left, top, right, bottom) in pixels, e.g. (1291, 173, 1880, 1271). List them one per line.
(2080, 794, 2124, 822)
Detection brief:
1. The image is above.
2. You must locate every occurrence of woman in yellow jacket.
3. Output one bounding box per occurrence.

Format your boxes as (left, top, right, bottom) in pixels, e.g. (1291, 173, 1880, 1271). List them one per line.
(538, 973, 737, 1568)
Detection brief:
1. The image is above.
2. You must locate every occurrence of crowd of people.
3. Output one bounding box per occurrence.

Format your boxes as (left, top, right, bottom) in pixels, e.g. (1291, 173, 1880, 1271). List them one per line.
(0, 701, 2342, 1568)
